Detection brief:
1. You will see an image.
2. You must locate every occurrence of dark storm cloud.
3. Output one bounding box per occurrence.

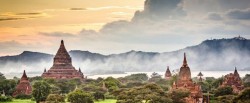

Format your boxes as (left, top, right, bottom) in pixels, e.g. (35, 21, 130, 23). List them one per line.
(226, 8, 250, 20)
(0, 17, 25, 21)
(39, 32, 75, 37)
(132, 0, 186, 21)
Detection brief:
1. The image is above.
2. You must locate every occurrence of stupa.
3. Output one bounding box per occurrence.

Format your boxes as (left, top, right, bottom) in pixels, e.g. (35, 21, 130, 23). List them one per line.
(221, 67, 244, 93)
(42, 40, 84, 80)
(13, 70, 32, 97)
(165, 66, 172, 80)
(172, 53, 203, 103)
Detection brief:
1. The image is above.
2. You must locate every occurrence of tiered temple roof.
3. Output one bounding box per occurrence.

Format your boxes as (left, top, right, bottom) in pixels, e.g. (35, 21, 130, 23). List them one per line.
(221, 67, 244, 93)
(13, 70, 32, 96)
(172, 53, 203, 103)
(42, 40, 84, 80)
(165, 66, 172, 80)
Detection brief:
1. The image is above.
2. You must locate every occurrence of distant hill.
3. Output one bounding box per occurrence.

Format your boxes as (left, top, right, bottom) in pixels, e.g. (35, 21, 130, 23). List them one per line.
(1, 37, 250, 74)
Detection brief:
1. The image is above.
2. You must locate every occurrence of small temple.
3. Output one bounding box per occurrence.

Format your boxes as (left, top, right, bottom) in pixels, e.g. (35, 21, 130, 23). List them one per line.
(165, 66, 172, 80)
(197, 72, 203, 82)
(42, 40, 84, 80)
(221, 67, 244, 93)
(13, 70, 32, 97)
(172, 53, 203, 103)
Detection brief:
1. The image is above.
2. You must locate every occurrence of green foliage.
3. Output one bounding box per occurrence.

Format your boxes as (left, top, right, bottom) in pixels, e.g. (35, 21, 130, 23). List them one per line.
(15, 94, 32, 99)
(214, 86, 233, 97)
(0, 72, 6, 80)
(32, 81, 51, 103)
(104, 77, 121, 92)
(170, 89, 190, 103)
(0, 95, 12, 102)
(46, 94, 65, 103)
(216, 95, 235, 103)
(124, 73, 148, 82)
(125, 82, 145, 88)
(211, 77, 223, 89)
(56, 79, 75, 94)
(0, 79, 17, 96)
(94, 91, 105, 101)
(29, 76, 43, 83)
(68, 90, 94, 103)
(233, 87, 250, 103)
(116, 83, 172, 103)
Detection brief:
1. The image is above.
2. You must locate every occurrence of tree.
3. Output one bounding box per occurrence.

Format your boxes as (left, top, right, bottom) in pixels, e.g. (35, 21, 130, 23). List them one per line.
(0, 79, 17, 96)
(68, 90, 94, 103)
(56, 79, 75, 94)
(46, 94, 65, 103)
(170, 89, 190, 103)
(117, 83, 172, 103)
(93, 91, 105, 101)
(217, 95, 235, 103)
(214, 86, 233, 97)
(233, 87, 250, 103)
(0, 72, 5, 80)
(32, 81, 51, 103)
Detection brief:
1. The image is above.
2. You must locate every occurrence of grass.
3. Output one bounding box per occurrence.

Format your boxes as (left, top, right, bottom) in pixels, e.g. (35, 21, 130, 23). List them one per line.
(8, 99, 116, 103)
(10, 99, 35, 103)
(95, 99, 116, 103)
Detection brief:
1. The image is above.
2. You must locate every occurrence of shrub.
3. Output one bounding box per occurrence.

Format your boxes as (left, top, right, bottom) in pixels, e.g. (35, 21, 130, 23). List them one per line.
(15, 94, 32, 99)
(68, 90, 94, 103)
(46, 94, 65, 103)
(0, 95, 12, 102)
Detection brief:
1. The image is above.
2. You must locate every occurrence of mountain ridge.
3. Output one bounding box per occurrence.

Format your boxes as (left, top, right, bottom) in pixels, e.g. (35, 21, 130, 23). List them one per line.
(1, 37, 250, 73)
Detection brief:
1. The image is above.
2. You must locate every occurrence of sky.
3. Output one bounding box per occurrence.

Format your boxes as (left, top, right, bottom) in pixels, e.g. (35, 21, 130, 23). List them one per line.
(1, 0, 250, 56)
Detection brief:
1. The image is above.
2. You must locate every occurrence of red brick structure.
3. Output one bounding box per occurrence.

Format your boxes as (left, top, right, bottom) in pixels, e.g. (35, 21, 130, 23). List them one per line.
(13, 70, 32, 97)
(221, 67, 244, 93)
(172, 53, 203, 103)
(42, 40, 84, 80)
(165, 66, 172, 80)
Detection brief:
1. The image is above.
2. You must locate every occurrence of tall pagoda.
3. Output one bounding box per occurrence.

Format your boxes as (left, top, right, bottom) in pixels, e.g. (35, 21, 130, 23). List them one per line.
(172, 53, 203, 103)
(42, 40, 84, 80)
(13, 70, 32, 97)
(165, 66, 172, 80)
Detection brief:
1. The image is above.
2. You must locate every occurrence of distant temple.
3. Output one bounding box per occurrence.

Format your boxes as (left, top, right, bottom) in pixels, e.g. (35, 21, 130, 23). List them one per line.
(221, 67, 244, 93)
(197, 72, 203, 82)
(172, 53, 203, 103)
(13, 70, 32, 97)
(165, 66, 172, 80)
(42, 40, 84, 80)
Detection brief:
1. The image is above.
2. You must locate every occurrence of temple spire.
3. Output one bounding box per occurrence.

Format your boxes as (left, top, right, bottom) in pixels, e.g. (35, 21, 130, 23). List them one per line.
(44, 68, 46, 73)
(234, 67, 239, 77)
(61, 40, 64, 45)
(79, 67, 81, 73)
(183, 53, 188, 67)
(21, 70, 28, 80)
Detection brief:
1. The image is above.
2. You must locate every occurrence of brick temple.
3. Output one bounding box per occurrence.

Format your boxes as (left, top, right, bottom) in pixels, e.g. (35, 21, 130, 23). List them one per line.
(165, 66, 171, 80)
(172, 53, 203, 103)
(42, 40, 84, 80)
(221, 67, 244, 93)
(13, 70, 32, 97)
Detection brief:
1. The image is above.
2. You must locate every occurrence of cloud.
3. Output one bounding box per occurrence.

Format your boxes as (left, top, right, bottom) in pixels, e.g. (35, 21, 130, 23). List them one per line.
(207, 12, 223, 20)
(132, 0, 186, 21)
(0, 17, 25, 21)
(69, 8, 86, 11)
(16, 12, 43, 15)
(0, 12, 48, 22)
(39, 32, 75, 37)
(226, 8, 250, 20)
